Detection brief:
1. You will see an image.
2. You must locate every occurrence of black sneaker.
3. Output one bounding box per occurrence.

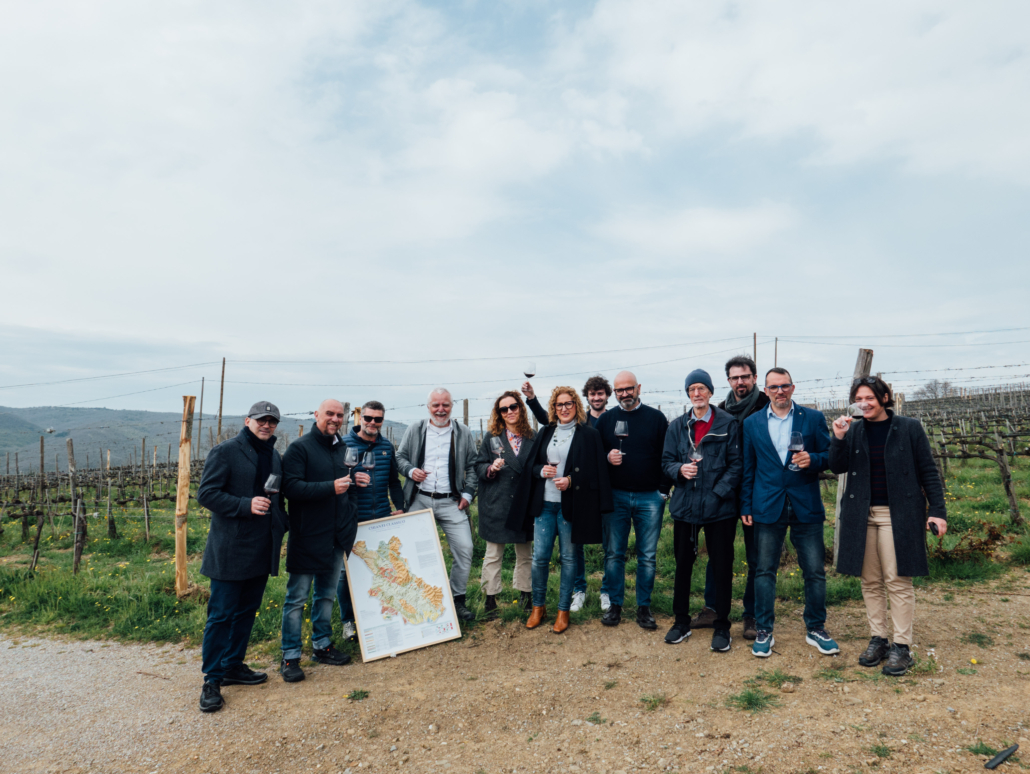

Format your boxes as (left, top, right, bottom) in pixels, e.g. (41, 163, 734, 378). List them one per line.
(313, 644, 352, 666)
(881, 643, 914, 676)
(453, 595, 475, 622)
(665, 621, 691, 644)
(858, 636, 890, 667)
(199, 681, 224, 713)
(601, 604, 622, 627)
(711, 629, 732, 652)
(221, 664, 268, 686)
(636, 606, 657, 631)
(280, 658, 305, 683)
(484, 594, 498, 620)
(519, 591, 532, 611)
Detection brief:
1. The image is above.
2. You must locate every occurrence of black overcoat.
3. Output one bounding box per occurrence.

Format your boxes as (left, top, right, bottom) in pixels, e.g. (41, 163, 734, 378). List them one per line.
(505, 422, 613, 544)
(197, 431, 287, 581)
(829, 411, 947, 577)
(662, 406, 742, 525)
(282, 424, 359, 574)
(474, 430, 536, 544)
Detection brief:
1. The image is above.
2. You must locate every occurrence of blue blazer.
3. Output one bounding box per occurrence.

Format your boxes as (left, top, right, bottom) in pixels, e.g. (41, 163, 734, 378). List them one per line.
(740, 403, 831, 524)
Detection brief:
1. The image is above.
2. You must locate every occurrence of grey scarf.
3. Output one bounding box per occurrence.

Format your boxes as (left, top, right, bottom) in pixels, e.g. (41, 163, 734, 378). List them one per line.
(722, 386, 761, 420)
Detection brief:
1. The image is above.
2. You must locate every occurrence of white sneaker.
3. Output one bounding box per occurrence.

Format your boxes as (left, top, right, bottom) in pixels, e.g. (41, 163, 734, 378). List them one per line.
(342, 621, 357, 641)
(600, 593, 611, 612)
(570, 591, 586, 612)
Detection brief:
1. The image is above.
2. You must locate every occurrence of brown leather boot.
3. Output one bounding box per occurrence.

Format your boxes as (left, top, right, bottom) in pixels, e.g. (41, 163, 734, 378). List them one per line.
(526, 605, 547, 629)
(552, 610, 570, 634)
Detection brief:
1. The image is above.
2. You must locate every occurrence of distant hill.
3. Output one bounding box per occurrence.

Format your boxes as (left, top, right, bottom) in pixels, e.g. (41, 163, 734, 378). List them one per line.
(0, 406, 406, 472)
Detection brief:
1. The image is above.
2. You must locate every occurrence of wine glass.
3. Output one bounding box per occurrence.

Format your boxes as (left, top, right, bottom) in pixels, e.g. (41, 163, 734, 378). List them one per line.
(263, 473, 281, 496)
(489, 436, 504, 458)
(688, 449, 703, 465)
(524, 362, 536, 379)
(847, 402, 868, 419)
(361, 451, 376, 471)
(344, 446, 360, 476)
(546, 445, 561, 477)
(788, 431, 805, 472)
(614, 420, 629, 454)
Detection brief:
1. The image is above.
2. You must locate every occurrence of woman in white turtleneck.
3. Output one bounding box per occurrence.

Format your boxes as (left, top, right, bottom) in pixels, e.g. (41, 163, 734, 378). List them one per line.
(506, 386, 613, 634)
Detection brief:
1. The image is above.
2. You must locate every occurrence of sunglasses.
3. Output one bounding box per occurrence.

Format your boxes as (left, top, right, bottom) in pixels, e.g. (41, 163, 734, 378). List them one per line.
(254, 418, 279, 426)
(498, 404, 520, 414)
(766, 384, 793, 392)
(555, 401, 576, 410)
(362, 415, 384, 423)
(852, 376, 878, 385)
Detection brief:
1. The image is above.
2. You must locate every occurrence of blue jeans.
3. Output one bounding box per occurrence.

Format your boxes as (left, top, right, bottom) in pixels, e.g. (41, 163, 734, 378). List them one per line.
(703, 519, 756, 618)
(202, 575, 268, 684)
(532, 501, 577, 611)
(753, 500, 827, 633)
(281, 548, 346, 660)
(600, 489, 665, 608)
(573, 543, 587, 594)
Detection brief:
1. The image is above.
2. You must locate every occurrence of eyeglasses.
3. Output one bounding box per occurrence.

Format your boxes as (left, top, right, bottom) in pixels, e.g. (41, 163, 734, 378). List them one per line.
(613, 387, 637, 395)
(765, 384, 793, 392)
(852, 376, 878, 385)
(254, 418, 279, 426)
(498, 404, 520, 414)
(728, 375, 755, 382)
(687, 387, 710, 396)
(362, 415, 384, 424)
(555, 401, 576, 410)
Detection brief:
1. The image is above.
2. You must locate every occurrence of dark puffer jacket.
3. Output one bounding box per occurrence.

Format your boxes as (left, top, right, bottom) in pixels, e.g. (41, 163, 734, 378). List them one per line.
(341, 427, 406, 521)
(662, 406, 742, 524)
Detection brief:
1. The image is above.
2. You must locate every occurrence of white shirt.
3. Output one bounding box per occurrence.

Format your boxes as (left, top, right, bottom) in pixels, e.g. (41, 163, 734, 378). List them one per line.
(421, 421, 474, 502)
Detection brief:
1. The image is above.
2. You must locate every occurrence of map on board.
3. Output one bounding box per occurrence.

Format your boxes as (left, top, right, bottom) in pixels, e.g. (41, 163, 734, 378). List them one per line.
(350, 535, 446, 625)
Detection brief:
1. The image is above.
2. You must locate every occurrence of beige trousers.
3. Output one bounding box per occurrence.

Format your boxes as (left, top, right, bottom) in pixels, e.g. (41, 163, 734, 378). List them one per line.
(861, 506, 916, 645)
(481, 541, 532, 595)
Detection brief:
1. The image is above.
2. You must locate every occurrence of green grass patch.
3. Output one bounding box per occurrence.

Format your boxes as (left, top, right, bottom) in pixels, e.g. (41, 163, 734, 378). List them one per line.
(747, 668, 802, 688)
(346, 689, 369, 701)
(870, 744, 891, 758)
(909, 652, 940, 675)
(957, 667, 978, 675)
(726, 688, 778, 713)
(814, 661, 850, 681)
(1016, 652, 1030, 661)
(585, 711, 606, 725)
(961, 632, 994, 648)
(640, 692, 670, 712)
(603, 680, 617, 690)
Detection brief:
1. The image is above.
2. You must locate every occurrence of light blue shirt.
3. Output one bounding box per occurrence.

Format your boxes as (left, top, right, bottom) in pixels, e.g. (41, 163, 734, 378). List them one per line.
(766, 402, 795, 465)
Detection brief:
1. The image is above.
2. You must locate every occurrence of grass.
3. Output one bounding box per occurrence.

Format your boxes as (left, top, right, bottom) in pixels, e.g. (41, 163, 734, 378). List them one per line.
(909, 652, 939, 675)
(347, 689, 369, 701)
(585, 711, 606, 725)
(1016, 652, 1030, 661)
(603, 680, 617, 690)
(870, 744, 891, 758)
(747, 668, 802, 688)
(640, 692, 670, 711)
(726, 687, 778, 713)
(961, 632, 994, 648)
(957, 667, 978, 675)
(814, 661, 850, 681)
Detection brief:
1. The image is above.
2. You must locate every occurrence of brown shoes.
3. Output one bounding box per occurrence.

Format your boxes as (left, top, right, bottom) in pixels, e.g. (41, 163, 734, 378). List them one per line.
(690, 607, 717, 629)
(552, 610, 570, 634)
(526, 605, 547, 629)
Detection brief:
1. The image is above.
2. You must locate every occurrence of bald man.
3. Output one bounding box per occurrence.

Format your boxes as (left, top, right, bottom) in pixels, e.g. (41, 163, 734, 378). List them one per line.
(595, 371, 671, 630)
(279, 399, 358, 682)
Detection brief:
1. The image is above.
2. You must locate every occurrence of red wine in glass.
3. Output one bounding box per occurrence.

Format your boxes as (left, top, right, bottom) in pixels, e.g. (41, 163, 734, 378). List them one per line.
(524, 361, 536, 379)
(614, 421, 629, 453)
(263, 474, 280, 496)
(788, 432, 805, 472)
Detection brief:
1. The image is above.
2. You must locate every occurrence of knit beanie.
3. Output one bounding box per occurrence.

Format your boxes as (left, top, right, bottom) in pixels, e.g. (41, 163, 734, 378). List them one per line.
(684, 369, 715, 395)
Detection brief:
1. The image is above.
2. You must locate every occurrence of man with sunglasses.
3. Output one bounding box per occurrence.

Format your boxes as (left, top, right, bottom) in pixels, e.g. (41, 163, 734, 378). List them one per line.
(740, 368, 836, 658)
(196, 401, 288, 712)
(336, 400, 406, 639)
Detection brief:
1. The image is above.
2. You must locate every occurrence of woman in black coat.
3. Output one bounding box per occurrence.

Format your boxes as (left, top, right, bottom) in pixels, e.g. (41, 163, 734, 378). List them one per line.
(506, 387, 613, 634)
(829, 377, 947, 677)
(474, 390, 536, 617)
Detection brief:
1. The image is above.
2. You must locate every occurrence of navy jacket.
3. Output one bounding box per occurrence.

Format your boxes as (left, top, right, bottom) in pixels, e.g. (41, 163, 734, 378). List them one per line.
(662, 406, 742, 524)
(740, 403, 830, 524)
(197, 432, 287, 581)
(341, 428, 405, 521)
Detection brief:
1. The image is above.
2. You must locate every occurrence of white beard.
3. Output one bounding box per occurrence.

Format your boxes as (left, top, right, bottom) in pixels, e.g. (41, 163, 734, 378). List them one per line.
(430, 416, 451, 428)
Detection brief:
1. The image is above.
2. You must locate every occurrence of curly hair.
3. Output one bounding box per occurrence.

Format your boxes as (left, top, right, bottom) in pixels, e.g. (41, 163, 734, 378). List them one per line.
(582, 375, 612, 398)
(547, 386, 587, 425)
(487, 391, 534, 438)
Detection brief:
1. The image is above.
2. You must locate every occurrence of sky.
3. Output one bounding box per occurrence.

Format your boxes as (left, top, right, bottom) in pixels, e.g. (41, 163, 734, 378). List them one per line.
(2, 0, 1029, 428)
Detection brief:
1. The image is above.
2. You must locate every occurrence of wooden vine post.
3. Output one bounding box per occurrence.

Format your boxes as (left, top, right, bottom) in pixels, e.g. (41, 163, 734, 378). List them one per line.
(833, 348, 873, 565)
(175, 396, 197, 597)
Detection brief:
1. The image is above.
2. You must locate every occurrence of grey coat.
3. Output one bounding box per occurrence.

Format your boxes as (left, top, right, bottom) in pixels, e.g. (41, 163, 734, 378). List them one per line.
(396, 419, 479, 509)
(829, 412, 947, 577)
(474, 430, 535, 544)
(197, 432, 287, 581)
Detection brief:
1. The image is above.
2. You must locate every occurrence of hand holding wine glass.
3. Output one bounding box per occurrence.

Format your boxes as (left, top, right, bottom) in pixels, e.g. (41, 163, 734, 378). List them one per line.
(263, 473, 280, 496)
(682, 448, 702, 479)
(489, 436, 505, 474)
(788, 431, 807, 471)
(543, 446, 560, 479)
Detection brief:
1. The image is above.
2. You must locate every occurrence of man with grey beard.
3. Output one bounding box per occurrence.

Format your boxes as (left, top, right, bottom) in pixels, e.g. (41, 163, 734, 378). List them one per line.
(396, 388, 479, 621)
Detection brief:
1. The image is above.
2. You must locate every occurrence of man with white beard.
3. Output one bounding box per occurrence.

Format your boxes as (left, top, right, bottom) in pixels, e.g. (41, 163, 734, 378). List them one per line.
(396, 388, 480, 622)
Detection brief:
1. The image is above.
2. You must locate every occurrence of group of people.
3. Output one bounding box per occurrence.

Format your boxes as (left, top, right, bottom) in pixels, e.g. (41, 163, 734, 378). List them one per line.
(194, 356, 947, 713)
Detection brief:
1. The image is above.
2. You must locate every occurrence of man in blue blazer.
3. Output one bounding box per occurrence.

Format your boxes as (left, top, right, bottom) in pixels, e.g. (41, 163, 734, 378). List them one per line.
(740, 368, 838, 658)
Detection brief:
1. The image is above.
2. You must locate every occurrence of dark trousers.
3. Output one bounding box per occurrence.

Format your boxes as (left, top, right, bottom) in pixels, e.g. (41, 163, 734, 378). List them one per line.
(202, 575, 269, 684)
(672, 518, 737, 630)
(703, 519, 756, 617)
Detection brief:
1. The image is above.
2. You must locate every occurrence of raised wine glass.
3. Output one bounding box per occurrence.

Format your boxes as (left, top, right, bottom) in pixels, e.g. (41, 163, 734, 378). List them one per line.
(524, 361, 536, 379)
(788, 431, 805, 472)
(263, 473, 281, 496)
(847, 402, 868, 419)
(614, 420, 629, 454)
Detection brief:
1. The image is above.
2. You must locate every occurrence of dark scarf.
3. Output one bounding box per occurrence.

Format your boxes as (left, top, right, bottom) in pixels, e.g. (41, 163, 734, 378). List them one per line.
(243, 426, 276, 497)
(722, 385, 762, 420)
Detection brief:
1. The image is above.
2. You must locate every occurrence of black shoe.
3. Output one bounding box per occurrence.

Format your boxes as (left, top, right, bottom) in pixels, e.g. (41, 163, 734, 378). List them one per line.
(858, 636, 890, 667)
(313, 644, 352, 666)
(199, 681, 224, 713)
(221, 664, 268, 686)
(453, 594, 475, 622)
(742, 616, 758, 641)
(881, 643, 914, 676)
(601, 604, 622, 627)
(519, 591, 532, 611)
(665, 621, 691, 644)
(636, 606, 657, 630)
(711, 629, 732, 652)
(484, 594, 498, 620)
(280, 658, 305, 683)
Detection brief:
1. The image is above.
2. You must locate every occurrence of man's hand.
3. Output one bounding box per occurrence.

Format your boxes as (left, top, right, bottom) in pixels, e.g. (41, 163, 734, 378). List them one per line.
(791, 451, 811, 469)
(410, 468, 428, 483)
(927, 517, 948, 536)
(354, 472, 371, 487)
(832, 415, 852, 439)
(458, 498, 470, 511)
(521, 381, 536, 400)
(680, 462, 698, 480)
(555, 477, 571, 492)
(741, 514, 753, 526)
(391, 509, 404, 515)
(251, 496, 271, 515)
(608, 449, 623, 466)
(334, 476, 352, 494)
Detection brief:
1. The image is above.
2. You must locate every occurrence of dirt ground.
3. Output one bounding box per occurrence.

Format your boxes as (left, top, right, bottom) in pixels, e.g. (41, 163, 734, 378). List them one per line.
(2, 576, 1028, 774)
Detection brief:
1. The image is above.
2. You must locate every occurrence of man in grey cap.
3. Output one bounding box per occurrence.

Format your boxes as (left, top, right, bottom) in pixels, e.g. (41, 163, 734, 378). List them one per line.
(196, 401, 288, 713)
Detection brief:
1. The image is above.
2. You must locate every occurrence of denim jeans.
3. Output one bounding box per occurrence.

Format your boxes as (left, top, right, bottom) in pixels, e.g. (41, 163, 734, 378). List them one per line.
(281, 547, 346, 660)
(753, 500, 827, 633)
(532, 501, 577, 611)
(202, 575, 269, 684)
(600, 489, 665, 608)
(573, 543, 587, 594)
(703, 519, 756, 618)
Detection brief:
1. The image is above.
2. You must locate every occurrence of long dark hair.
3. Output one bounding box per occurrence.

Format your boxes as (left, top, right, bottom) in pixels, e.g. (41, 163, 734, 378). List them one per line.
(488, 391, 534, 438)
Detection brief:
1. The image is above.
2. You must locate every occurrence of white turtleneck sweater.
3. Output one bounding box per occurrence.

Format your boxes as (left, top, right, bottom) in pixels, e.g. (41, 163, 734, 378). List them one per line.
(544, 420, 577, 503)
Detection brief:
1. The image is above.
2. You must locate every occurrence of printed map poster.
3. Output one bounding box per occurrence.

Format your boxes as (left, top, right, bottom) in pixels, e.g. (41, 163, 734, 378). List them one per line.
(344, 508, 461, 662)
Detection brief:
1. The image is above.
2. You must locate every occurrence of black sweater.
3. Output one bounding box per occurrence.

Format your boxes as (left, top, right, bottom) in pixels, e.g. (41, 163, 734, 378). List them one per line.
(595, 403, 671, 494)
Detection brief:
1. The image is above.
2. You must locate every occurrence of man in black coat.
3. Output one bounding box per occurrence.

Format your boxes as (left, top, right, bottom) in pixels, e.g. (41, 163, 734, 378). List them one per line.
(196, 401, 288, 713)
(279, 398, 358, 683)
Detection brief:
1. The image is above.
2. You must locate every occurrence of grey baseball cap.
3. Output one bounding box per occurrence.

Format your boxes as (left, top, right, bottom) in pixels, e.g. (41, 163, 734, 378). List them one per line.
(246, 401, 281, 421)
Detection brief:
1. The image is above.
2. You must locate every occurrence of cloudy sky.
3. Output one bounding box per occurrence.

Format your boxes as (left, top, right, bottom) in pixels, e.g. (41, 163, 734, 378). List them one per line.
(2, 0, 1029, 426)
